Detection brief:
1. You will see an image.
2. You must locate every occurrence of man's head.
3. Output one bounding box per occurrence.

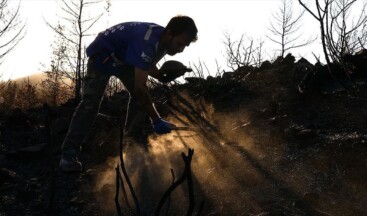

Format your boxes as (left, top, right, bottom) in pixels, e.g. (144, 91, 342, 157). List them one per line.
(161, 15, 198, 56)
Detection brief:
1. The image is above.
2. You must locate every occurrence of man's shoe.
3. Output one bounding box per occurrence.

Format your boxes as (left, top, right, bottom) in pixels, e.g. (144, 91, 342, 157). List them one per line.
(59, 150, 82, 172)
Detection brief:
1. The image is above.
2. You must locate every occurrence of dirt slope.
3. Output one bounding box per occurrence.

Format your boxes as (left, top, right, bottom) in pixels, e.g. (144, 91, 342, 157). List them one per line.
(1, 55, 366, 216)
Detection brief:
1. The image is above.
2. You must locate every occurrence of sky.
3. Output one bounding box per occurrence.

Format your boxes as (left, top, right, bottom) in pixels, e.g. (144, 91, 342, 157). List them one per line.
(1, 0, 324, 80)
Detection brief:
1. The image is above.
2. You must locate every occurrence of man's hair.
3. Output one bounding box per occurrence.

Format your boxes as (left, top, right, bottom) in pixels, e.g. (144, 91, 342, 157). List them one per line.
(165, 15, 198, 43)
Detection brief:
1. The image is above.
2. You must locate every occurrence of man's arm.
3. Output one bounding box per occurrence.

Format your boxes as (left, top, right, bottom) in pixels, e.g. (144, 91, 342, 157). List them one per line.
(134, 67, 160, 122)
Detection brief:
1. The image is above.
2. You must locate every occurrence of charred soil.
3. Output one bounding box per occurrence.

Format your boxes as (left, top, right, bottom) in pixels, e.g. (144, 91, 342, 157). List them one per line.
(1, 54, 367, 216)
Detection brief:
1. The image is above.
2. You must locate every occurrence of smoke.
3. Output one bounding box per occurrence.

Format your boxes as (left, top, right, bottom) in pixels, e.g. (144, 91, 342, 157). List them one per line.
(83, 90, 367, 215)
(88, 92, 298, 214)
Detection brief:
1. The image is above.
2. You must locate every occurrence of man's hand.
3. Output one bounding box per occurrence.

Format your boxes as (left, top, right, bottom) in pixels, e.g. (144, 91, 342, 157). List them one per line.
(153, 118, 176, 134)
(159, 60, 192, 83)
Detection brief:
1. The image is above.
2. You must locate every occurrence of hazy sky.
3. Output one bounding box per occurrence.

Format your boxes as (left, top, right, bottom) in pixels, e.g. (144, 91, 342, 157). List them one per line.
(1, 0, 323, 80)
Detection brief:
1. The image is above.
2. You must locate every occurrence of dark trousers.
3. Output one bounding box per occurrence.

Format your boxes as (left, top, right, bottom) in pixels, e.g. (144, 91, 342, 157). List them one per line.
(61, 57, 146, 152)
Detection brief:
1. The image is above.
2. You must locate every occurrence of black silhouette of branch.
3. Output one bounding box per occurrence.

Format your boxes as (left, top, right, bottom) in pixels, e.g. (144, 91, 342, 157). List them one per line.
(298, 0, 354, 94)
(267, 0, 316, 57)
(165, 169, 175, 216)
(298, 0, 333, 65)
(186, 149, 195, 216)
(155, 148, 195, 216)
(223, 33, 265, 70)
(44, 0, 110, 101)
(115, 166, 123, 216)
(118, 169, 131, 209)
(197, 200, 206, 216)
(117, 116, 141, 215)
(189, 60, 208, 79)
(326, 0, 367, 62)
(0, 0, 26, 66)
(214, 59, 224, 77)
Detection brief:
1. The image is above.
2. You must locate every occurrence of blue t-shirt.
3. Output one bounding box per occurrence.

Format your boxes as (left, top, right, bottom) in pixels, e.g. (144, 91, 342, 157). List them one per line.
(86, 22, 166, 71)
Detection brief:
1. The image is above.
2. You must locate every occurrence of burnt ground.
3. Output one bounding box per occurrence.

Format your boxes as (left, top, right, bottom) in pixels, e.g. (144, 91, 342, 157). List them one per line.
(1, 57, 367, 216)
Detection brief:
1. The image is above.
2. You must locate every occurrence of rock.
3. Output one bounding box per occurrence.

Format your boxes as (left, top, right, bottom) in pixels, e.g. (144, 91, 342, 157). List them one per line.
(222, 72, 234, 80)
(295, 129, 315, 139)
(344, 49, 367, 79)
(18, 143, 47, 154)
(296, 58, 314, 74)
(70, 196, 85, 205)
(260, 60, 272, 70)
(234, 65, 254, 78)
(296, 57, 313, 67)
(272, 56, 283, 65)
(206, 75, 215, 82)
(185, 77, 206, 85)
(5, 143, 48, 160)
(5, 108, 32, 129)
(0, 168, 18, 183)
(272, 53, 295, 66)
(282, 53, 295, 65)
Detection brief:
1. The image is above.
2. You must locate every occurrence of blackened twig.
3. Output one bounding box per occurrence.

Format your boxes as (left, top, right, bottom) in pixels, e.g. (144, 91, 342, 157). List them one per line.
(155, 164, 187, 215)
(118, 167, 131, 209)
(197, 200, 205, 216)
(165, 169, 176, 216)
(119, 116, 140, 215)
(155, 148, 195, 216)
(186, 149, 195, 216)
(115, 166, 123, 216)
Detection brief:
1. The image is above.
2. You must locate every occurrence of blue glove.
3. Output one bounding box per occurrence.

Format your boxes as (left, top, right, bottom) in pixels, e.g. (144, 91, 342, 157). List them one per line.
(153, 118, 173, 134)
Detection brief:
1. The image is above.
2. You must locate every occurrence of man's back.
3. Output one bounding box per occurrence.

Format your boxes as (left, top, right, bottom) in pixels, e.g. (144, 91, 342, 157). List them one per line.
(86, 22, 165, 70)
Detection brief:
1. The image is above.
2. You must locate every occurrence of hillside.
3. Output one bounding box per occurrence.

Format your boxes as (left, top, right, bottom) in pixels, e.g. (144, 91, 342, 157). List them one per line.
(12, 73, 47, 86)
(0, 52, 366, 216)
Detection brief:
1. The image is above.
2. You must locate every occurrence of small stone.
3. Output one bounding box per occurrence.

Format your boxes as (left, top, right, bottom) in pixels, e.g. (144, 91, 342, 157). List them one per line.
(0, 168, 18, 183)
(19, 143, 47, 154)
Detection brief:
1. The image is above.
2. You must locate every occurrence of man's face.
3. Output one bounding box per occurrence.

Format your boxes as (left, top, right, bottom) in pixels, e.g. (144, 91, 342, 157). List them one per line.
(166, 32, 190, 56)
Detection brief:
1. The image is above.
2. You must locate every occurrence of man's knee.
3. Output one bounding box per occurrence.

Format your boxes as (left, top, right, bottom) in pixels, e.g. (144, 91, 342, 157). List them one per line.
(128, 95, 140, 107)
(76, 98, 100, 115)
